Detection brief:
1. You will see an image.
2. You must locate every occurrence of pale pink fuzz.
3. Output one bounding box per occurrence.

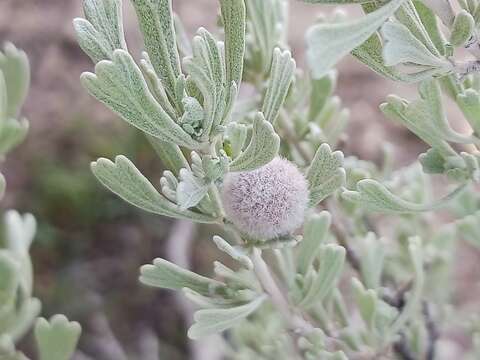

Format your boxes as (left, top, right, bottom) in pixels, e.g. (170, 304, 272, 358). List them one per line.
(221, 157, 309, 240)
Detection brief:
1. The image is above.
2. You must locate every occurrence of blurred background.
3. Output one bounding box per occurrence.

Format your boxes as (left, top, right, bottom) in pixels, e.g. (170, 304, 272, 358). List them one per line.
(0, 0, 478, 359)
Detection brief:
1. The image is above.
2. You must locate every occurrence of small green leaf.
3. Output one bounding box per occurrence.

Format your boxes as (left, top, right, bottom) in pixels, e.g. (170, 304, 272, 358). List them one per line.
(212, 235, 253, 269)
(73, 0, 127, 63)
(229, 112, 280, 172)
(306, 0, 407, 78)
(220, 0, 246, 89)
(131, 0, 181, 102)
(0, 43, 30, 118)
(307, 143, 346, 206)
(381, 21, 452, 70)
(81, 50, 201, 148)
(176, 168, 209, 210)
(0, 252, 20, 311)
(342, 179, 466, 213)
(91, 156, 217, 223)
(0, 117, 29, 156)
(188, 295, 266, 339)
(351, 278, 378, 331)
(450, 10, 475, 47)
(34, 315, 81, 360)
(262, 48, 296, 124)
(299, 244, 345, 308)
(296, 211, 331, 274)
(139, 258, 225, 295)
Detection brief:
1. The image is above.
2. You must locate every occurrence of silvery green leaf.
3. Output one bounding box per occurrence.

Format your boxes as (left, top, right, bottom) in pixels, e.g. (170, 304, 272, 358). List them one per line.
(414, 1, 447, 55)
(262, 48, 295, 124)
(308, 71, 336, 122)
(342, 178, 465, 213)
(220, 0, 246, 89)
(183, 288, 255, 309)
(0, 43, 30, 119)
(358, 232, 384, 289)
(148, 135, 190, 176)
(456, 210, 480, 247)
(0, 252, 19, 311)
(229, 112, 280, 172)
(73, 0, 127, 63)
(450, 10, 475, 47)
(0, 117, 29, 157)
(187, 295, 266, 339)
(176, 168, 209, 210)
(81, 50, 201, 148)
(382, 80, 480, 152)
(380, 93, 456, 157)
(34, 315, 81, 360)
(296, 211, 331, 275)
(307, 143, 346, 206)
(225, 122, 248, 158)
(140, 52, 177, 120)
(140, 258, 225, 295)
(131, 0, 181, 102)
(299, 244, 345, 309)
(212, 235, 253, 269)
(457, 88, 480, 135)
(0, 336, 29, 360)
(381, 21, 452, 70)
(351, 278, 378, 331)
(306, 0, 407, 78)
(7, 298, 41, 342)
(419, 148, 447, 174)
(202, 154, 229, 182)
(174, 14, 191, 57)
(244, 0, 287, 78)
(91, 156, 217, 223)
(4, 211, 36, 295)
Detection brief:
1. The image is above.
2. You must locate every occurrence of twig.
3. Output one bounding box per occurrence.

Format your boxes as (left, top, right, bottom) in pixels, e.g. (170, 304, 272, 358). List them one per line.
(166, 220, 225, 360)
(393, 332, 416, 360)
(423, 301, 439, 360)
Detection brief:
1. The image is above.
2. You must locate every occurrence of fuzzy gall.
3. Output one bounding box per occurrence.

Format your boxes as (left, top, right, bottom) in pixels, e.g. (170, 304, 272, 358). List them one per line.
(221, 157, 309, 240)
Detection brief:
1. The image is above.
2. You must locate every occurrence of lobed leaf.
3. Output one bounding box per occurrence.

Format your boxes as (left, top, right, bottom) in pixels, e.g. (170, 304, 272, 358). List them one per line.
(229, 112, 280, 172)
(306, 0, 407, 78)
(73, 0, 127, 63)
(299, 244, 345, 308)
(131, 0, 181, 102)
(140, 258, 225, 295)
(220, 0, 246, 89)
(262, 48, 296, 124)
(307, 143, 346, 206)
(188, 295, 266, 339)
(81, 50, 201, 148)
(91, 156, 217, 223)
(342, 178, 465, 213)
(0, 43, 30, 119)
(296, 211, 331, 275)
(34, 315, 81, 360)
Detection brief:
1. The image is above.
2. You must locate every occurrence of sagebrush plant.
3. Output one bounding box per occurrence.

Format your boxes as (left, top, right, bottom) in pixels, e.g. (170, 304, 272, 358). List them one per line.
(0, 43, 80, 360)
(74, 0, 480, 358)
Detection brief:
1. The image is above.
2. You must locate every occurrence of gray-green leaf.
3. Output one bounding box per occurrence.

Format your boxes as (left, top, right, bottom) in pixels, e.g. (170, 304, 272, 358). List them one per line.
(307, 143, 346, 206)
(81, 50, 201, 148)
(91, 156, 216, 223)
(34, 315, 81, 360)
(139, 258, 225, 295)
(188, 295, 266, 339)
(229, 112, 280, 172)
(306, 0, 407, 78)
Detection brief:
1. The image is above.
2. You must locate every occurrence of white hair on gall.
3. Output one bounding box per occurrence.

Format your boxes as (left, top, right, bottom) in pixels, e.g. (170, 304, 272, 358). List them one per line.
(221, 157, 309, 240)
